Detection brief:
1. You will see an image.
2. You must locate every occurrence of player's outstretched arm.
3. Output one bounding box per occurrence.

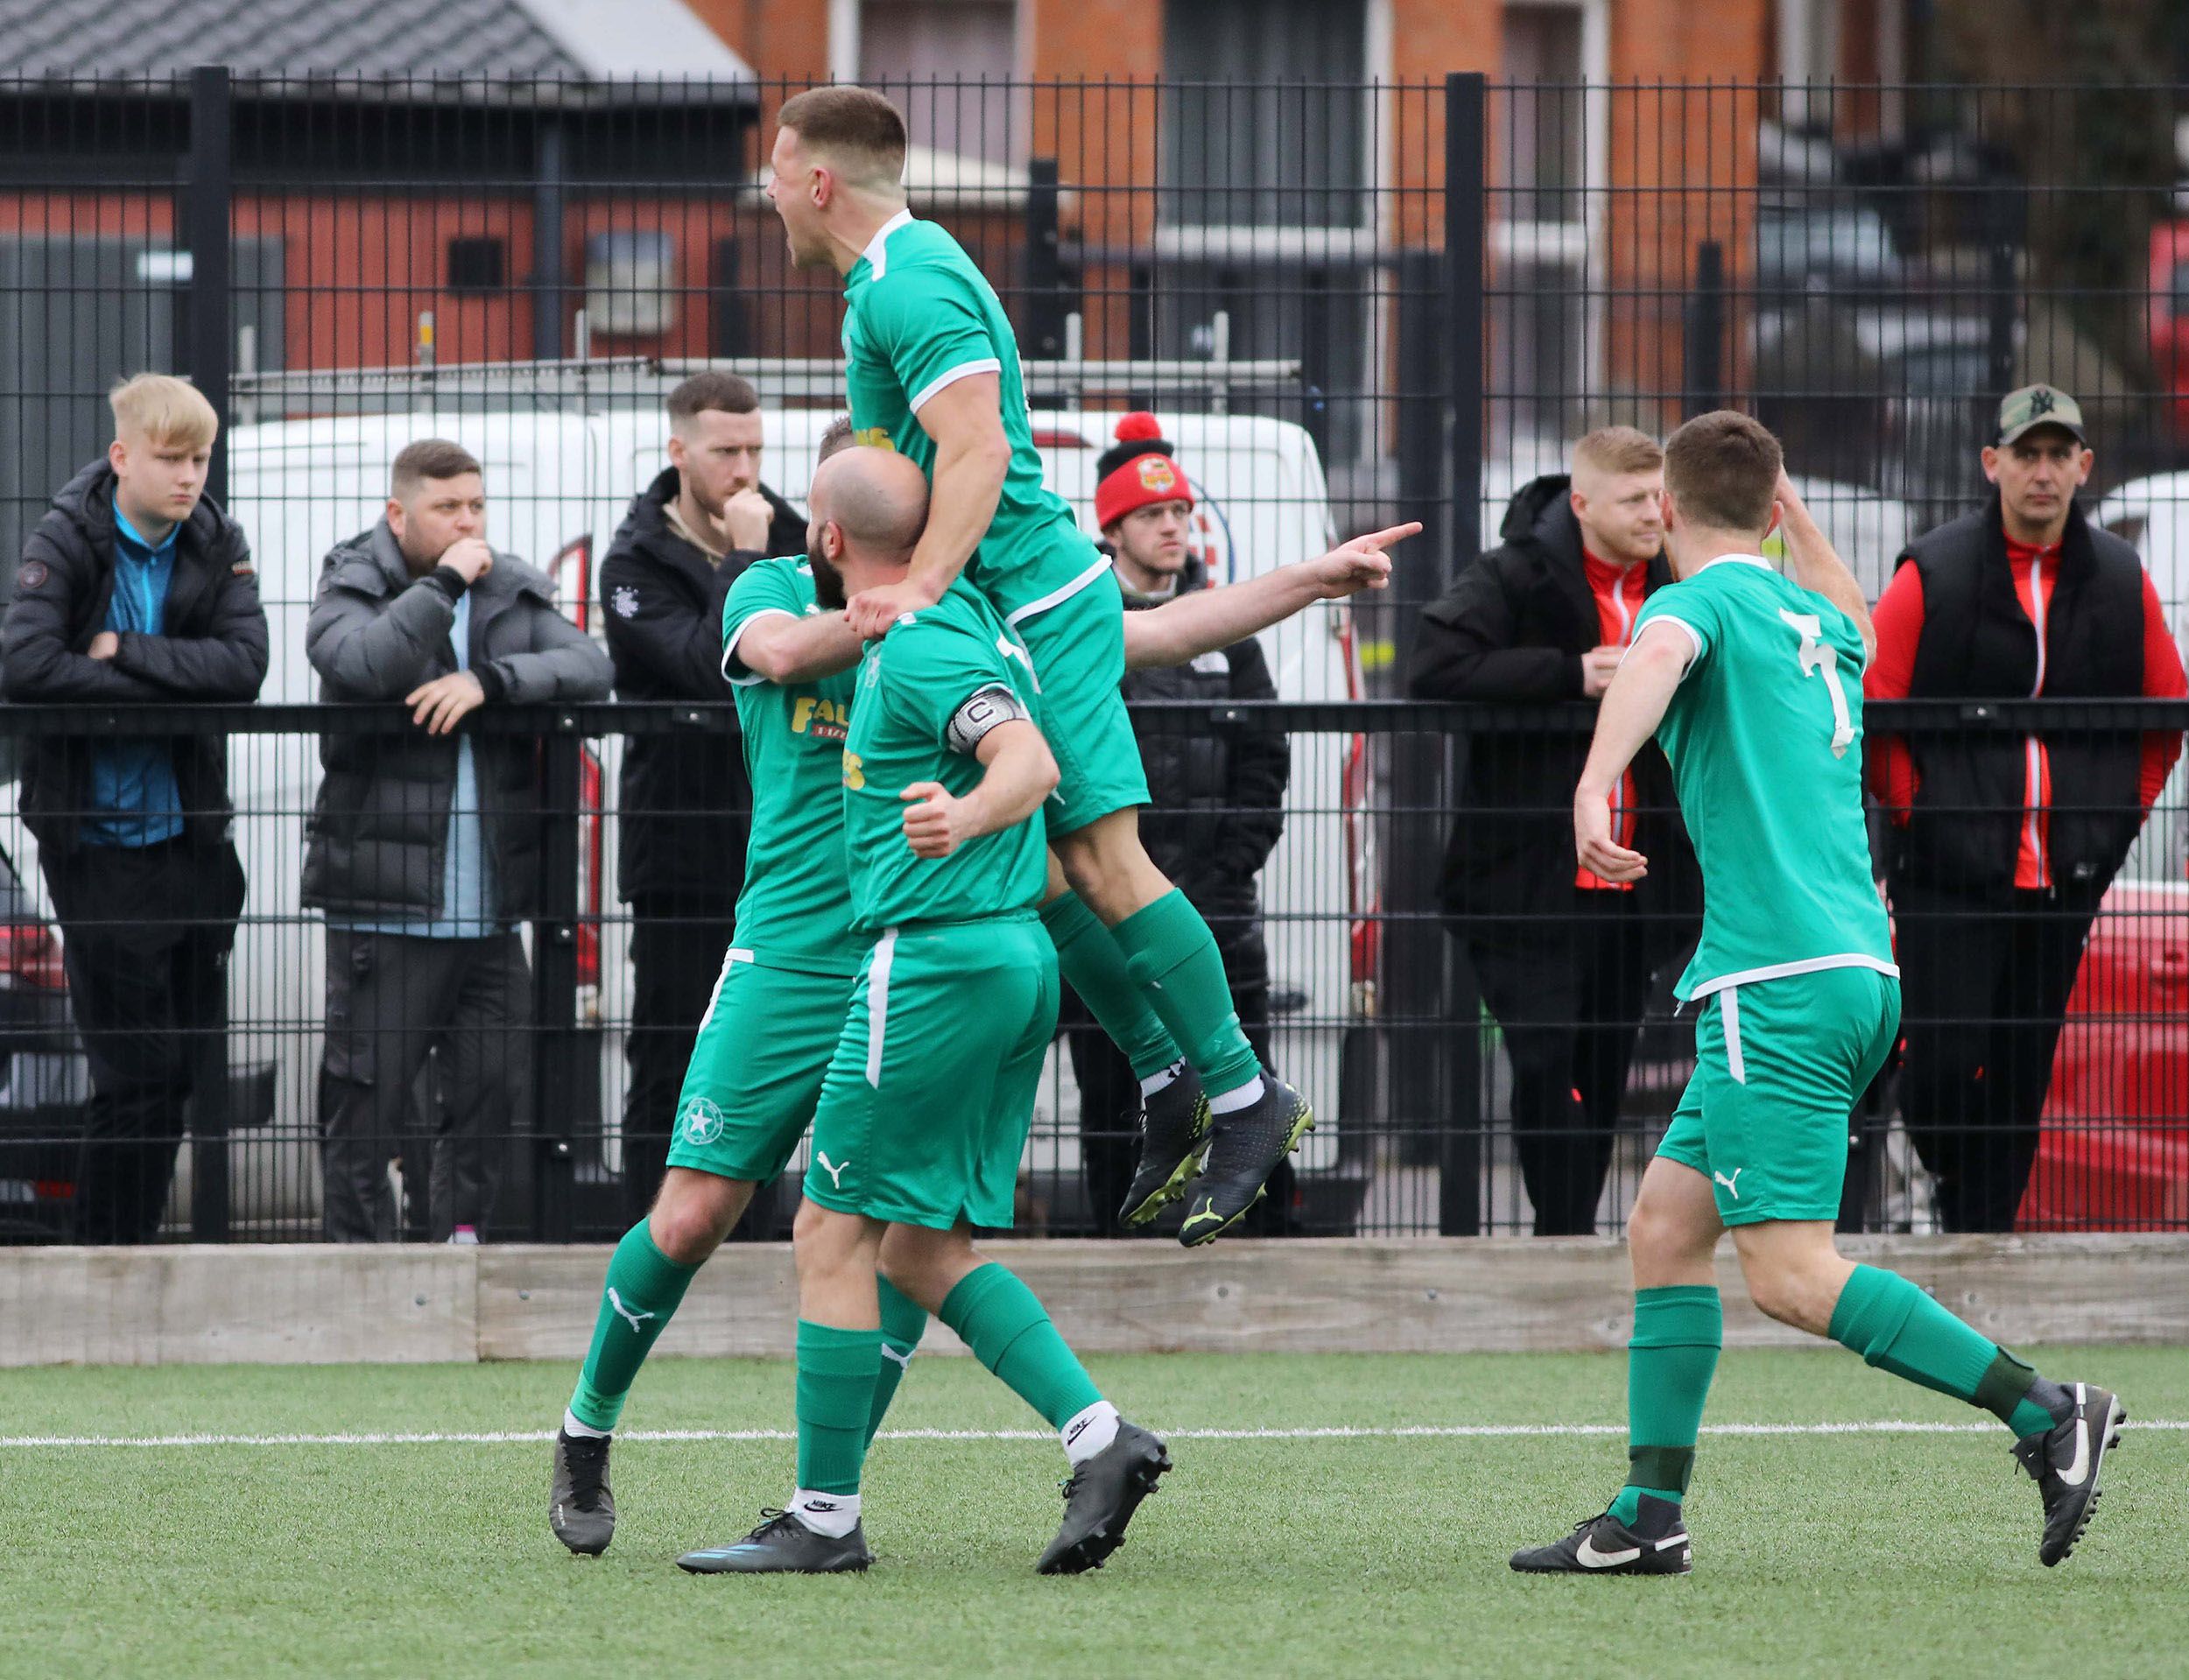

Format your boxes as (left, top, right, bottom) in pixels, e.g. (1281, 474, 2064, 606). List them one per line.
(845, 375, 1010, 638)
(1774, 471, 1876, 664)
(1573, 622, 1687, 882)
(728, 609, 866, 685)
(1122, 522, 1418, 671)
(900, 719, 1059, 858)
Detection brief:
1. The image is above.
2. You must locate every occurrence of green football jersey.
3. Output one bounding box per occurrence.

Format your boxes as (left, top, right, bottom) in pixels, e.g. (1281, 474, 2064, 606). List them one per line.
(840, 586, 1049, 932)
(719, 556, 869, 974)
(1634, 555, 1896, 1000)
(841, 210, 1109, 622)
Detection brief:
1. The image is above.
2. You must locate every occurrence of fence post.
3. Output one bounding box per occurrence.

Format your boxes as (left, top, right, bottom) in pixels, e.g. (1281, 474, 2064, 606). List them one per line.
(1023, 156, 1066, 364)
(529, 723, 585, 1241)
(1384, 71, 1489, 1234)
(533, 121, 567, 362)
(1683, 239, 1725, 417)
(186, 65, 232, 507)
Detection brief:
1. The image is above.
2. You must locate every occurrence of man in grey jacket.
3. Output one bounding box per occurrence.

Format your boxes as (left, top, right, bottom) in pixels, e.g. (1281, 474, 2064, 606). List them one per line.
(304, 439, 613, 1241)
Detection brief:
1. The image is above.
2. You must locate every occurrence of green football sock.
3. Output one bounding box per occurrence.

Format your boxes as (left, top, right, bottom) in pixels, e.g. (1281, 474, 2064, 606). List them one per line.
(1608, 1285, 1721, 1526)
(865, 1276, 929, 1449)
(1828, 1263, 2057, 1437)
(939, 1262, 1102, 1430)
(797, 1320, 883, 1497)
(1109, 889, 1262, 1098)
(567, 1220, 698, 1433)
(1042, 891, 1180, 1081)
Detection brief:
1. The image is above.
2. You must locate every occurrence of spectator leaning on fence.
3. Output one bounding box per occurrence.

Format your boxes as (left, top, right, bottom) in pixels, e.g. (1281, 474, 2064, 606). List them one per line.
(1865, 384, 2186, 1234)
(1407, 426, 1699, 1236)
(303, 439, 613, 1244)
(0, 373, 267, 1244)
(1060, 414, 1293, 1234)
(599, 371, 807, 1223)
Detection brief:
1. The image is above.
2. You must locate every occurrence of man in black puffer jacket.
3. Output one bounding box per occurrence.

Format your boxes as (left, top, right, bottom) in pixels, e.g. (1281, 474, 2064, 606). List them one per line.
(305, 439, 612, 1241)
(1, 375, 267, 1243)
(1408, 427, 1699, 1235)
(598, 372, 806, 1221)
(1061, 416, 1292, 1232)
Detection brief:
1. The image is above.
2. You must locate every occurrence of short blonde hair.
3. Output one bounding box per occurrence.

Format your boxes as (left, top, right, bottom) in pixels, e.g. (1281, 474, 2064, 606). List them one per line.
(110, 374, 217, 451)
(1571, 425, 1663, 478)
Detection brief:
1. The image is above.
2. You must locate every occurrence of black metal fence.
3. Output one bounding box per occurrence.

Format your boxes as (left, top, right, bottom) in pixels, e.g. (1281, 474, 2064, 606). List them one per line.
(0, 699, 2181, 1244)
(3, 72, 2187, 1241)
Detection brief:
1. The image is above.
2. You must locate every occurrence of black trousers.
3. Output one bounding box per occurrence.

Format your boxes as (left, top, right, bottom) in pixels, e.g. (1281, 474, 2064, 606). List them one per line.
(1062, 915, 1282, 1234)
(620, 896, 738, 1221)
(1894, 879, 2102, 1234)
(1465, 890, 1666, 1236)
(319, 929, 531, 1241)
(45, 840, 243, 1244)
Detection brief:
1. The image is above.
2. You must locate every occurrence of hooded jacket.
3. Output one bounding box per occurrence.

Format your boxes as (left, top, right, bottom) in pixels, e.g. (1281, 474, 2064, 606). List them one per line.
(1, 460, 269, 853)
(300, 519, 612, 922)
(1407, 474, 1696, 930)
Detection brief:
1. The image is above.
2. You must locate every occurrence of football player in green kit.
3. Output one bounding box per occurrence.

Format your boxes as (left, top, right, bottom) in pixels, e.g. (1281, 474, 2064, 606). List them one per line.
(551, 427, 1401, 1559)
(764, 83, 1415, 1245)
(680, 443, 1165, 1576)
(1511, 412, 2123, 1577)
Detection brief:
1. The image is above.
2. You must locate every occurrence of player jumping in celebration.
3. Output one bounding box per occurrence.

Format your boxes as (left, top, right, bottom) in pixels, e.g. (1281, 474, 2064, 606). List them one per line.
(551, 425, 1401, 1558)
(1510, 412, 2122, 1577)
(764, 85, 1416, 1244)
(679, 445, 1167, 1576)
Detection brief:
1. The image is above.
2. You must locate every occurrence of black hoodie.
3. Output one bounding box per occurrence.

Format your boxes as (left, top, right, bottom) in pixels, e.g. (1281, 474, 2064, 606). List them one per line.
(1407, 473, 1694, 929)
(2, 460, 268, 854)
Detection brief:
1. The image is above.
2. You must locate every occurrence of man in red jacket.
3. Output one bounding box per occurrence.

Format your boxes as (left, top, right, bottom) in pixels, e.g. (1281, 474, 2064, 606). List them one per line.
(1866, 384, 2185, 1231)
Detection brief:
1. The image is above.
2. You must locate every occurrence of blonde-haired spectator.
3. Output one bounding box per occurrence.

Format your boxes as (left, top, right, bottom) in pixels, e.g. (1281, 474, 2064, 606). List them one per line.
(0, 370, 268, 1242)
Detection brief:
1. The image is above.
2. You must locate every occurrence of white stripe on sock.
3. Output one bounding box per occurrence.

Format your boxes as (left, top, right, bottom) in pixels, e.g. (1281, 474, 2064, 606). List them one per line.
(561, 1409, 610, 1440)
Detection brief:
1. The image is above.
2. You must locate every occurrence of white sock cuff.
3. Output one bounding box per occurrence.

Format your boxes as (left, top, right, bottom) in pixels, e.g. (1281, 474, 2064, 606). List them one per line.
(1207, 1075, 1265, 1115)
(1061, 1399, 1122, 1466)
(1138, 1060, 1185, 1100)
(562, 1408, 611, 1440)
(790, 1488, 862, 1537)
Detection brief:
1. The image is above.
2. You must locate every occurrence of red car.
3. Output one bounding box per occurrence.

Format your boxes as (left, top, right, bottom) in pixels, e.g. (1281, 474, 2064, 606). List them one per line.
(2021, 880, 2189, 1230)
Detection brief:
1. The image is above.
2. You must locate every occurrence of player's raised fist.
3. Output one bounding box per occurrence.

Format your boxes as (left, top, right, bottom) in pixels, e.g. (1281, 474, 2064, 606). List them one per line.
(900, 780, 967, 857)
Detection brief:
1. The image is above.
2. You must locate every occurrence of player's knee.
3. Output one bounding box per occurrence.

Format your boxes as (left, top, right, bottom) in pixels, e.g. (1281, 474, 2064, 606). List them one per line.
(1627, 1192, 1707, 1272)
(649, 1179, 743, 1266)
(1742, 1261, 1834, 1333)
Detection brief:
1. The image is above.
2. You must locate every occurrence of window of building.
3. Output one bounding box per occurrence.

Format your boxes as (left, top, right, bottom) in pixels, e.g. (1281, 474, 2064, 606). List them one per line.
(1158, 0, 1367, 230)
(857, 0, 1018, 166)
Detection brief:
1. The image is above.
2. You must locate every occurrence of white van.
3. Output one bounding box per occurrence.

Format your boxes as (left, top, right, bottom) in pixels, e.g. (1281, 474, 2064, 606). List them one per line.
(2090, 472, 2189, 883)
(3, 404, 1368, 1229)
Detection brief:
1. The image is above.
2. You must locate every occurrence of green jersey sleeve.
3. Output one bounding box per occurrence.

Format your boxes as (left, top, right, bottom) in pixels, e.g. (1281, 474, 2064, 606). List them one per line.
(878, 622, 1019, 751)
(721, 558, 813, 686)
(860, 266, 1005, 413)
(1634, 579, 1724, 674)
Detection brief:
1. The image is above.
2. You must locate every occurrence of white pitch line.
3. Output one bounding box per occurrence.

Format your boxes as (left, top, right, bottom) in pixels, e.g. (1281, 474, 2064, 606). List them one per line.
(4, 1420, 2184, 1450)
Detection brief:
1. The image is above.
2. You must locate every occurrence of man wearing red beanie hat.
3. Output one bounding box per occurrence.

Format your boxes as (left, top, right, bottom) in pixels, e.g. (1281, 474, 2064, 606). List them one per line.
(770, 85, 1417, 1245)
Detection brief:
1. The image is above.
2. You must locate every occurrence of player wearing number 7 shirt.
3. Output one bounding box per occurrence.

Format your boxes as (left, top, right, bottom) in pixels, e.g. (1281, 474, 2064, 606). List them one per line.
(1511, 411, 2124, 1578)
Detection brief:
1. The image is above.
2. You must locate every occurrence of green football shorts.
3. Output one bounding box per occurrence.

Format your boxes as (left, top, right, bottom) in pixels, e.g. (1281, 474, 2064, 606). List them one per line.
(1009, 567, 1151, 838)
(804, 915, 1059, 1231)
(1655, 964, 1901, 1227)
(663, 952, 859, 1184)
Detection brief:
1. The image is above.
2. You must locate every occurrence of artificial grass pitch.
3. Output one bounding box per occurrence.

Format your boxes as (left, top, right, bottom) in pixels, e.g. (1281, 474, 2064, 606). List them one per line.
(4, 1346, 2184, 1679)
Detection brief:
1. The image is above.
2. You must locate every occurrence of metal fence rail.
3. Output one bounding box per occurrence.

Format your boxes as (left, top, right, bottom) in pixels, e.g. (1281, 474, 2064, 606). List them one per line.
(0, 699, 2179, 1244)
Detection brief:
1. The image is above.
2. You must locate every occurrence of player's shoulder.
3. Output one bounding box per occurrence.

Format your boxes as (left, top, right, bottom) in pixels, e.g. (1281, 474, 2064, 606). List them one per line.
(728, 553, 816, 608)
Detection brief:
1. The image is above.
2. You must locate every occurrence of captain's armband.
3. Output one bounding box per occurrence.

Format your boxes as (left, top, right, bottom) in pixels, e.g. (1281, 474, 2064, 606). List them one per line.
(945, 683, 1031, 755)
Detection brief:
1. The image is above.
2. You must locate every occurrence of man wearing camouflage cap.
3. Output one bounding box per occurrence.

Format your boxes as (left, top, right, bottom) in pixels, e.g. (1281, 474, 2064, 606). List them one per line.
(1866, 384, 2185, 1230)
